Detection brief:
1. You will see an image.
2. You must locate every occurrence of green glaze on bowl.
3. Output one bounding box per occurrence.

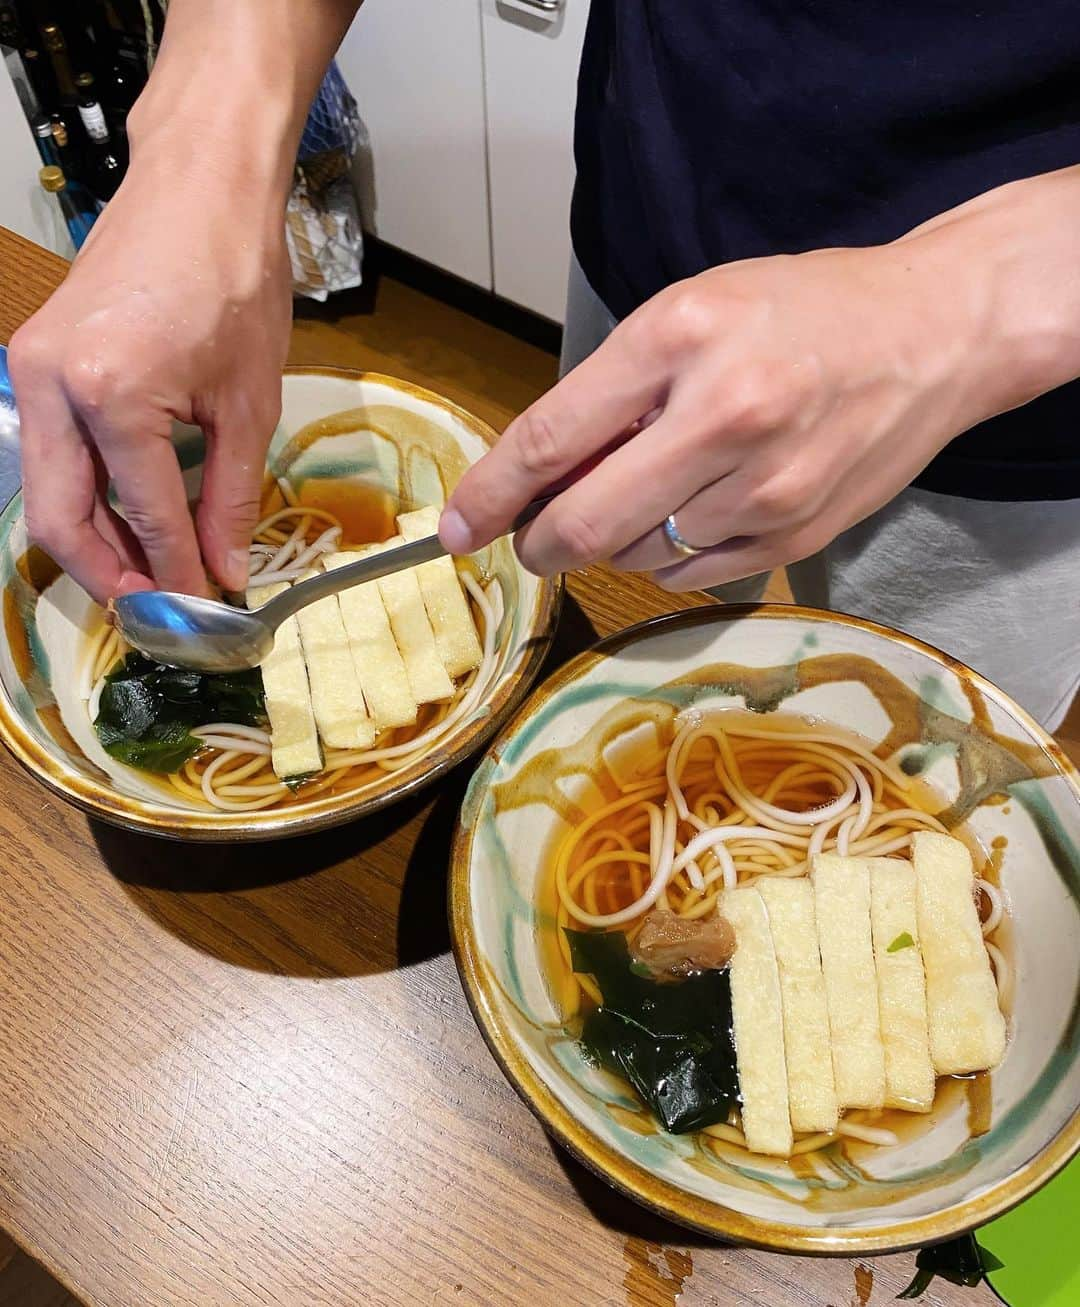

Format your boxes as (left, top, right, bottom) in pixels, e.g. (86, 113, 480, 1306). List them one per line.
(0, 368, 560, 841)
(450, 605, 1080, 1253)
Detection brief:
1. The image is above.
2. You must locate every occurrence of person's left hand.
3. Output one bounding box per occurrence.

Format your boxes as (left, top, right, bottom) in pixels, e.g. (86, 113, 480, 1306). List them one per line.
(437, 204, 1064, 589)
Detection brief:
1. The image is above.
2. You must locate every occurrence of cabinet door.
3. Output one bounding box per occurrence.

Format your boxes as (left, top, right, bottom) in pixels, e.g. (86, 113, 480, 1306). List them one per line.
(336, 0, 493, 288)
(481, 0, 588, 323)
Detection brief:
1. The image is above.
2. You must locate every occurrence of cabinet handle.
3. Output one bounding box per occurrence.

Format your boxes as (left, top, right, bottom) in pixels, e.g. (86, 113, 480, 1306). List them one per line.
(507, 0, 563, 11)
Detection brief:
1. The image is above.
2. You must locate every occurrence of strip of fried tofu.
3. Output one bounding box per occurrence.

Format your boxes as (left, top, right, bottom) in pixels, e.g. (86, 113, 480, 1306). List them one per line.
(812, 854, 887, 1110)
(365, 537, 456, 705)
(324, 552, 417, 731)
(756, 877, 839, 1134)
(868, 859, 936, 1111)
(396, 506, 483, 679)
(912, 832, 1007, 1075)
(292, 569, 376, 750)
(723, 887, 793, 1157)
(247, 581, 322, 780)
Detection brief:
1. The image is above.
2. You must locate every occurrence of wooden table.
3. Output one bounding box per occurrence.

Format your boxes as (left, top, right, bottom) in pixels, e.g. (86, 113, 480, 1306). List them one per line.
(0, 226, 995, 1307)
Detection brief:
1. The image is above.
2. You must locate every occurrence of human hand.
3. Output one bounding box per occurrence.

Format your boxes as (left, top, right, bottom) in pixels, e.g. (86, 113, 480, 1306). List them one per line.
(8, 155, 291, 605)
(440, 177, 1080, 589)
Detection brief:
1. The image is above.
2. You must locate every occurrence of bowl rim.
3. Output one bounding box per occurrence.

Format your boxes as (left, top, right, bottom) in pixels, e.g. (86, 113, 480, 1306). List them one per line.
(0, 366, 562, 841)
(449, 601, 1080, 1254)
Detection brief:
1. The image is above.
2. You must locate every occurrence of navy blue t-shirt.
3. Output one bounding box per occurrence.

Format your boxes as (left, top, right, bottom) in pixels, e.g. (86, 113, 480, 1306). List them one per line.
(571, 1, 1080, 500)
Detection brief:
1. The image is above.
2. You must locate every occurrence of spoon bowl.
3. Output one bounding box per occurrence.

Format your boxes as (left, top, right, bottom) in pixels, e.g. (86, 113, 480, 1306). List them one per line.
(113, 591, 276, 673)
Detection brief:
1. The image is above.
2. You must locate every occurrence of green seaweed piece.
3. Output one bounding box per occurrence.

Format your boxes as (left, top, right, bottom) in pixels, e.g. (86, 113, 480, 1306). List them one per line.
(897, 1234, 1002, 1299)
(94, 653, 266, 774)
(565, 928, 739, 1135)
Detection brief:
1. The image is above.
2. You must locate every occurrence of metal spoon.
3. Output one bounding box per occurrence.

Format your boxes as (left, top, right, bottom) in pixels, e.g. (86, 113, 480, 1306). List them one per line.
(113, 496, 553, 673)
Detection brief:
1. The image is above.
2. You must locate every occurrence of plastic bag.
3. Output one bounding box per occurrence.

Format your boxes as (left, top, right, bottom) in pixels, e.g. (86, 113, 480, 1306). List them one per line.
(285, 62, 365, 302)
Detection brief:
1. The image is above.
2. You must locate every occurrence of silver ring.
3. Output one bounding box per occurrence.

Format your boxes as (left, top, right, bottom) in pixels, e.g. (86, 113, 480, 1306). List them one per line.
(663, 514, 704, 557)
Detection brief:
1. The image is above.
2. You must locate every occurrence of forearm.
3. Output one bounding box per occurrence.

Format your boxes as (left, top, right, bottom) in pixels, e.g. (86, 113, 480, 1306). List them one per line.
(125, 0, 362, 202)
(895, 164, 1080, 425)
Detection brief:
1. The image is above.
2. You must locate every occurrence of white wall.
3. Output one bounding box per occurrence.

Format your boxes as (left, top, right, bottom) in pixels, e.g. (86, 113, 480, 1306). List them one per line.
(336, 0, 493, 289)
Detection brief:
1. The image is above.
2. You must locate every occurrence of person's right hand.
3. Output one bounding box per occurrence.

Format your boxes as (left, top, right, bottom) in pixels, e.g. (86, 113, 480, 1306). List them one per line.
(8, 149, 292, 605)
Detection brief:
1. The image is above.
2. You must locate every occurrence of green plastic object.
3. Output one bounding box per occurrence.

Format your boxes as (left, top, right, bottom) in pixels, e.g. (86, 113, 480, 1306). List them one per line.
(978, 1157, 1080, 1305)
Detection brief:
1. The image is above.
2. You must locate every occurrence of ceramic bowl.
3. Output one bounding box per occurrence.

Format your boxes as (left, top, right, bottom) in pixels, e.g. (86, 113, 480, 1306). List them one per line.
(0, 367, 560, 841)
(451, 605, 1080, 1253)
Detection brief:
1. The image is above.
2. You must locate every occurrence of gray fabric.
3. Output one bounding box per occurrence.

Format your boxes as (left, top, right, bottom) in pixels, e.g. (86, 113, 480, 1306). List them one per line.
(561, 255, 1080, 729)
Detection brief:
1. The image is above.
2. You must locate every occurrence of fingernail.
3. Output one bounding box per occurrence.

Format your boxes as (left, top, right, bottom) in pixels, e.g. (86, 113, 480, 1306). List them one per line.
(116, 570, 154, 597)
(226, 548, 250, 590)
(439, 507, 473, 555)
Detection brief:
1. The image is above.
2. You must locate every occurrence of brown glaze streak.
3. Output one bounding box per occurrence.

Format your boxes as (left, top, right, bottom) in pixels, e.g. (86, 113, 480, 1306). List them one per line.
(494, 651, 1054, 831)
(6, 547, 59, 696)
(271, 402, 471, 503)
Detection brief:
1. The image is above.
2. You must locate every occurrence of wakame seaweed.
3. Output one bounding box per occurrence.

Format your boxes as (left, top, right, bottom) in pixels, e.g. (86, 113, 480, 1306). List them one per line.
(93, 652, 266, 773)
(565, 928, 739, 1134)
(897, 1234, 1003, 1299)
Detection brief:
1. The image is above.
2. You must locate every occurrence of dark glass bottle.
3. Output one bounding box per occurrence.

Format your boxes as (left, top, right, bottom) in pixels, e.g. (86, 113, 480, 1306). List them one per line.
(89, 2, 145, 132)
(18, 45, 60, 118)
(32, 115, 59, 165)
(0, 4, 39, 120)
(77, 90, 126, 203)
(39, 164, 97, 250)
(40, 22, 78, 105)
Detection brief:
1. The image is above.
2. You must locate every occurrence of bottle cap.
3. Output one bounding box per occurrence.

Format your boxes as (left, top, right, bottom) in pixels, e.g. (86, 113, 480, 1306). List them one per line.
(75, 72, 94, 88)
(41, 24, 63, 52)
(33, 117, 52, 138)
(51, 119, 69, 147)
(39, 166, 66, 193)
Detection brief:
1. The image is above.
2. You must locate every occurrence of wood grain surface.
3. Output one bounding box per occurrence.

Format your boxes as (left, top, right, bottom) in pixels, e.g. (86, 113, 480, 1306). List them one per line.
(0, 223, 1031, 1307)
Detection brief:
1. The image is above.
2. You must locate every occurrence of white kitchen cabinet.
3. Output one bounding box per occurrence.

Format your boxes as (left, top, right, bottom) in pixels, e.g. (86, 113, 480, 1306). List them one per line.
(336, 0, 494, 290)
(480, 0, 587, 322)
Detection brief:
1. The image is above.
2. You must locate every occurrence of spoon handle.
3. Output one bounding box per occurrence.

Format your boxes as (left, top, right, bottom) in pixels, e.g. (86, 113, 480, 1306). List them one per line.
(255, 494, 555, 629)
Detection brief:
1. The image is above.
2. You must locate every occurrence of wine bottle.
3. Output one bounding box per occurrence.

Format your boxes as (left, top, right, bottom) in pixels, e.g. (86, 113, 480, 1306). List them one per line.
(0, 3, 20, 49)
(41, 23, 78, 105)
(18, 45, 60, 119)
(32, 115, 59, 166)
(0, 6, 39, 120)
(77, 86, 127, 203)
(39, 164, 96, 250)
(49, 116, 96, 203)
(89, 2, 145, 130)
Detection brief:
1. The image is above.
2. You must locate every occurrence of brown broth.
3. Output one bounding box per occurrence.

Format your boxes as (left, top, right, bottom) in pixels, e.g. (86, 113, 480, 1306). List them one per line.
(297, 477, 400, 546)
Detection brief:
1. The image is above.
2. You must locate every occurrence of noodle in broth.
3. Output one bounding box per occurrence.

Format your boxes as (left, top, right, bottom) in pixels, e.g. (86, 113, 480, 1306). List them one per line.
(546, 710, 1009, 1156)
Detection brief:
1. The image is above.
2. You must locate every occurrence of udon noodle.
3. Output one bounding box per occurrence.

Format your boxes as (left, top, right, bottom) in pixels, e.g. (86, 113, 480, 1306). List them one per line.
(547, 711, 1008, 1156)
(81, 478, 503, 812)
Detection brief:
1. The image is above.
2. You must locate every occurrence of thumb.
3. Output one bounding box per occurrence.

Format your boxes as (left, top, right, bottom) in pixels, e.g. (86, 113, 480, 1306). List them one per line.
(196, 399, 279, 592)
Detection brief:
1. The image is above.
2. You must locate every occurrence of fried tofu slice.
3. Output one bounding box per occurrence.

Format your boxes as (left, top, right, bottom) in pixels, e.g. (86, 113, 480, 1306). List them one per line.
(723, 886, 793, 1157)
(247, 581, 322, 780)
(757, 877, 839, 1134)
(396, 506, 482, 678)
(364, 536, 455, 706)
(324, 552, 417, 731)
(912, 832, 1006, 1075)
(869, 859, 936, 1112)
(812, 854, 887, 1110)
(293, 568, 376, 750)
